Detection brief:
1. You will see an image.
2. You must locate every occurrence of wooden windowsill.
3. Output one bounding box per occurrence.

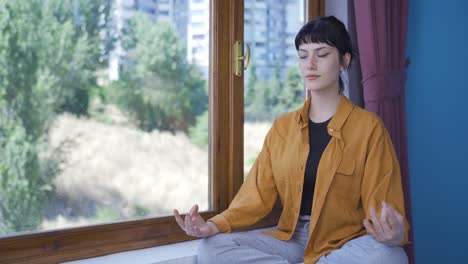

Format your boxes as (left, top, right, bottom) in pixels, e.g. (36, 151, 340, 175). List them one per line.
(64, 239, 201, 264)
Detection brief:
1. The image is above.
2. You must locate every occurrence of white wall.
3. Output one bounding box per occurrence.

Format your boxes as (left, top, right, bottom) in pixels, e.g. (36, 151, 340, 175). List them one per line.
(325, 0, 348, 27)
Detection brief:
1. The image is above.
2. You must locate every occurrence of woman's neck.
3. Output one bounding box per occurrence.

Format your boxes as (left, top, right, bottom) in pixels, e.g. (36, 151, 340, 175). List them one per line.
(308, 88, 342, 123)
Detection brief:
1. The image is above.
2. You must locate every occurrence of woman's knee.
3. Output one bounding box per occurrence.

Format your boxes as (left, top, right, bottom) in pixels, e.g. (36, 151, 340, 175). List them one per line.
(197, 233, 236, 262)
(317, 235, 409, 264)
(357, 236, 409, 264)
(197, 235, 219, 259)
(378, 246, 408, 264)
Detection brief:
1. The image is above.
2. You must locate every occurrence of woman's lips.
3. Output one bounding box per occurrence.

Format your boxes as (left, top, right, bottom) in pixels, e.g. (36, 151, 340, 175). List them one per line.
(305, 74, 320, 80)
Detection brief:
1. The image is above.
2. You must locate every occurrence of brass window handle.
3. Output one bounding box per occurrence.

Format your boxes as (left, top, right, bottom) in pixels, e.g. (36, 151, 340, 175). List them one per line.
(234, 41, 250, 77)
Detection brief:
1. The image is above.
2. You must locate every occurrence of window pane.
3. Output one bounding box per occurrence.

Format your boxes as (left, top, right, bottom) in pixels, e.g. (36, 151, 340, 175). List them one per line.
(0, 0, 210, 236)
(243, 0, 305, 176)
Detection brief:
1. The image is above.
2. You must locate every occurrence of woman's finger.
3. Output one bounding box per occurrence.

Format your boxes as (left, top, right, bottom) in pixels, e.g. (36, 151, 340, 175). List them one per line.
(380, 202, 387, 223)
(386, 204, 404, 229)
(185, 213, 194, 235)
(394, 208, 405, 226)
(193, 225, 202, 237)
(391, 208, 406, 240)
(363, 219, 376, 237)
(380, 202, 394, 240)
(369, 206, 384, 240)
(173, 209, 186, 231)
(386, 206, 399, 231)
(189, 204, 199, 217)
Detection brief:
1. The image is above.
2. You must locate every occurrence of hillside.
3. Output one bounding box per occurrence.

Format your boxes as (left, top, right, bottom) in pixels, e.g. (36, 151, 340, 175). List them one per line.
(41, 111, 270, 230)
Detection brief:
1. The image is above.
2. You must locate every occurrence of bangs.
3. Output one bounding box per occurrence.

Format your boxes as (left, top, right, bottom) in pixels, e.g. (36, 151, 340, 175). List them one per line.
(294, 16, 353, 57)
(294, 21, 341, 50)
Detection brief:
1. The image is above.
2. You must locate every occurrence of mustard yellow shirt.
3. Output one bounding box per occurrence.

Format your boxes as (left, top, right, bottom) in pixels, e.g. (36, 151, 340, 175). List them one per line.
(209, 95, 410, 264)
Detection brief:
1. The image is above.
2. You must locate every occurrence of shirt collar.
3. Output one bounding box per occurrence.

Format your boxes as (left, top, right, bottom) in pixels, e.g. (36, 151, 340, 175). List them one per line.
(298, 96, 311, 126)
(297, 95, 355, 137)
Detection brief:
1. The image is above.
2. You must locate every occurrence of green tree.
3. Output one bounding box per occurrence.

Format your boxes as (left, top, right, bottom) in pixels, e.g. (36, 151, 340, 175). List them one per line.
(245, 61, 257, 108)
(244, 65, 304, 122)
(275, 66, 304, 115)
(245, 79, 273, 121)
(0, 108, 52, 234)
(0, 0, 114, 137)
(245, 63, 281, 121)
(38, 0, 115, 115)
(268, 64, 283, 117)
(0, 0, 114, 234)
(111, 15, 207, 132)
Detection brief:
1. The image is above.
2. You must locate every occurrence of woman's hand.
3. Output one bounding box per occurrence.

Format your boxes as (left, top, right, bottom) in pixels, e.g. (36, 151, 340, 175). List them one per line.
(363, 201, 405, 247)
(173, 204, 220, 238)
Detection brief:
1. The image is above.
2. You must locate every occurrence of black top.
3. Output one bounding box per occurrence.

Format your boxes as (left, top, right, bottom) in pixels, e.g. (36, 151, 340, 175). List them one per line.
(299, 117, 332, 215)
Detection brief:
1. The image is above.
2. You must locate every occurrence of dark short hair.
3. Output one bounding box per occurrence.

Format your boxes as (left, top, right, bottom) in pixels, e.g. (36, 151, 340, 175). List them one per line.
(295, 16, 355, 93)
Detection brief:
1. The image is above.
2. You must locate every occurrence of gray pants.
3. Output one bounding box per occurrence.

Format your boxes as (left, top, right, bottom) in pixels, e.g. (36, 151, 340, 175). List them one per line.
(197, 216, 408, 264)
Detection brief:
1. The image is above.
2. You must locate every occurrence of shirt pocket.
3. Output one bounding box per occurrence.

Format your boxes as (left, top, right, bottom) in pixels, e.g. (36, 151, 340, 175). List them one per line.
(336, 159, 355, 176)
(331, 159, 359, 202)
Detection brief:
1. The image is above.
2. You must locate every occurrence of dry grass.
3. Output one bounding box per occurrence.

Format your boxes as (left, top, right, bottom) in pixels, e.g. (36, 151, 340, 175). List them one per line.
(41, 110, 271, 230)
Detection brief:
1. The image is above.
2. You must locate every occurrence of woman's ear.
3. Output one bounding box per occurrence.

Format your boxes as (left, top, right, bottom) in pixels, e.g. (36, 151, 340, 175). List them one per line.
(342, 53, 351, 70)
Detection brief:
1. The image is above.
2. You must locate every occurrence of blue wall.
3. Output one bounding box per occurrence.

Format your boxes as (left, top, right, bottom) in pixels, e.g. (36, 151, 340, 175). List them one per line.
(406, 0, 468, 263)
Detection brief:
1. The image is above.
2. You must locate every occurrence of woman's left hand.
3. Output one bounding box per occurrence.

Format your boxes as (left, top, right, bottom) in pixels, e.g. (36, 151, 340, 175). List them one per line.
(363, 201, 405, 247)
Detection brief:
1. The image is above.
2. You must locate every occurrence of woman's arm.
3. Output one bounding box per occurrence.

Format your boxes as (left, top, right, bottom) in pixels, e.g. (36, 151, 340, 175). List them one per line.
(360, 117, 410, 246)
(208, 125, 279, 233)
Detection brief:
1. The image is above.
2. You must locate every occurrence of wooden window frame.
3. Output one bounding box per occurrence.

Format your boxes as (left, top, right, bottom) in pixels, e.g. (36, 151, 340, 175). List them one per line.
(307, 0, 325, 20)
(0, 1, 322, 263)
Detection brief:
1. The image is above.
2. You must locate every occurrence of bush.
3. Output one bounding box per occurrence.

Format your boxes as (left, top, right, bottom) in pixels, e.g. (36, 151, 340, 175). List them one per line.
(189, 110, 209, 148)
(107, 16, 208, 132)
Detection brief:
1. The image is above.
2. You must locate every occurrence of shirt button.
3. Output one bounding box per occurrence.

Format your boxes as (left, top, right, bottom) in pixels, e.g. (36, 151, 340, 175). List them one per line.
(329, 128, 334, 132)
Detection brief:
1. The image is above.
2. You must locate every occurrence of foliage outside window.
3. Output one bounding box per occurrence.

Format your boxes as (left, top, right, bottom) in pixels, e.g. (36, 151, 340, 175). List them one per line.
(0, 0, 209, 237)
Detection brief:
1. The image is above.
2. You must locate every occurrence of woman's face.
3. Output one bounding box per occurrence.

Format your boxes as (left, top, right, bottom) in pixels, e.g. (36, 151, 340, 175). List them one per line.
(297, 42, 348, 94)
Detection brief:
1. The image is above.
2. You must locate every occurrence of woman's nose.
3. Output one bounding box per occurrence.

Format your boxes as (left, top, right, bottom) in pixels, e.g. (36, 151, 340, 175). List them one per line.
(306, 56, 317, 69)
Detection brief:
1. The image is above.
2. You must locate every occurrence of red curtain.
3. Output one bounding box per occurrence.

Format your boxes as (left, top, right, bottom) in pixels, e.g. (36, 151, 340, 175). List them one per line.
(353, 1, 414, 263)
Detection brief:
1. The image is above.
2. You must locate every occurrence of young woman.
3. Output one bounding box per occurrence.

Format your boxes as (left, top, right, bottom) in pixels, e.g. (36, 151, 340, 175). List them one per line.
(174, 16, 410, 264)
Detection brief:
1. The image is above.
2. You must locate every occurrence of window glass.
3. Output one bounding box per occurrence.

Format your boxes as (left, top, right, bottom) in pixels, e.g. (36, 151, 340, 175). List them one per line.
(0, 0, 210, 236)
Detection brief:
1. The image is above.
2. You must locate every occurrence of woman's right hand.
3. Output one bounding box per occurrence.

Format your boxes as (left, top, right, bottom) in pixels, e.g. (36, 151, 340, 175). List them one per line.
(173, 204, 220, 238)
